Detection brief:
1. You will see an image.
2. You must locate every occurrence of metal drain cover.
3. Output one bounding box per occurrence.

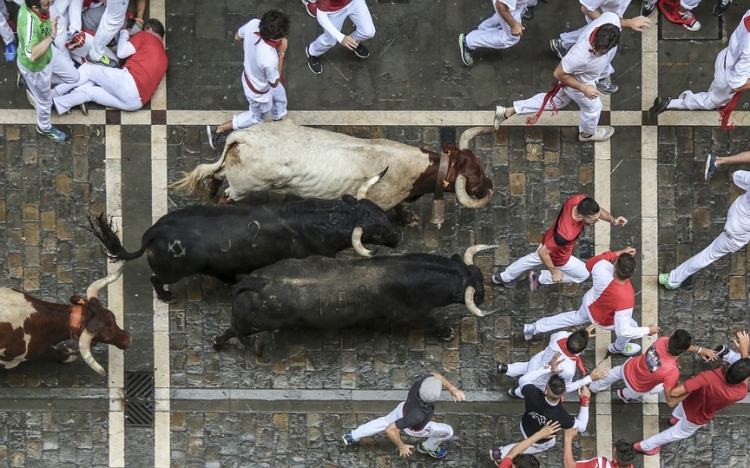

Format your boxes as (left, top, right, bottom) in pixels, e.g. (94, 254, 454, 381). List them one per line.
(124, 372, 155, 427)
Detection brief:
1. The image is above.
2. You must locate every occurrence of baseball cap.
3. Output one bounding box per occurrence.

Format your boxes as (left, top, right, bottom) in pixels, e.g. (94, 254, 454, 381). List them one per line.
(418, 377, 442, 403)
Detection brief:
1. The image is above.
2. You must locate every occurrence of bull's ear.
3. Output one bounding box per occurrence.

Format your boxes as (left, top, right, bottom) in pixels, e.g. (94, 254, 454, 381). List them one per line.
(70, 295, 87, 306)
(342, 194, 356, 204)
(450, 254, 462, 263)
(442, 142, 458, 154)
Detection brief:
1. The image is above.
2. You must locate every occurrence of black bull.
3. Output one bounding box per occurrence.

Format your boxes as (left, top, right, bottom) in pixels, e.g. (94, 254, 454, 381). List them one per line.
(212, 246, 497, 355)
(88, 196, 401, 302)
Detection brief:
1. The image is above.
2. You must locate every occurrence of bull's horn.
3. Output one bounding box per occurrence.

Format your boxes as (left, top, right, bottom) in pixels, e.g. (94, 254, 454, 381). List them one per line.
(463, 244, 498, 266)
(352, 227, 375, 257)
(79, 330, 106, 376)
(455, 175, 493, 208)
(464, 286, 501, 317)
(86, 263, 125, 300)
(356, 167, 389, 200)
(458, 126, 495, 150)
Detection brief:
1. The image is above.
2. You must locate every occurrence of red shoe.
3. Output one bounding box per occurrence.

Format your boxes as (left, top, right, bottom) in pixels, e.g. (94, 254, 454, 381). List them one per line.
(669, 417, 679, 426)
(301, 0, 317, 18)
(634, 442, 661, 456)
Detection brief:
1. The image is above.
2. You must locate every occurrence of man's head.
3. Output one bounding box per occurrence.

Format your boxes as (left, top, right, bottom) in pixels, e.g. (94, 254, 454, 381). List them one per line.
(545, 374, 566, 401)
(724, 358, 750, 385)
(577, 197, 601, 224)
(26, 0, 51, 17)
(667, 329, 693, 356)
(418, 376, 442, 403)
(612, 440, 636, 466)
(591, 24, 621, 56)
(566, 328, 590, 355)
(260, 10, 291, 41)
(144, 19, 166, 39)
(512, 453, 540, 468)
(614, 253, 636, 279)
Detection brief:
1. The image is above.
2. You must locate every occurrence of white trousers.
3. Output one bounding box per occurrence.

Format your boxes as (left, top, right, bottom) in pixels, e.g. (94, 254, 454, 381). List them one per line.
(0, 5, 13, 46)
(308, 0, 375, 57)
(668, 49, 734, 111)
(532, 306, 635, 352)
(50, 0, 83, 61)
(499, 246, 590, 285)
(465, 9, 522, 50)
(724, 349, 741, 365)
(90, 0, 128, 60)
(514, 86, 603, 135)
(668, 230, 746, 286)
(53, 63, 142, 113)
(232, 78, 288, 130)
(506, 353, 547, 393)
(18, 46, 80, 130)
(588, 363, 664, 400)
(350, 402, 454, 451)
(500, 422, 557, 456)
(640, 403, 704, 451)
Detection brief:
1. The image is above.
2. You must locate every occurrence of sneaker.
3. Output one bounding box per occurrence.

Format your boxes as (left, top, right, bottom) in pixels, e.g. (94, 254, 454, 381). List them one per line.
(658, 272, 681, 290)
(497, 363, 508, 374)
(579, 126, 615, 142)
(678, 10, 701, 31)
(26, 89, 36, 108)
(206, 125, 220, 150)
(342, 434, 356, 446)
(649, 96, 671, 120)
(494, 106, 508, 129)
(36, 125, 68, 143)
(458, 33, 474, 67)
(306, 46, 322, 75)
(491, 272, 517, 288)
(609, 343, 641, 356)
(79, 102, 88, 116)
(522, 6, 534, 20)
(86, 53, 118, 68)
(634, 442, 661, 456)
(669, 416, 680, 426)
(528, 271, 541, 292)
(489, 448, 504, 463)
(642, 1, 657, 16)
(353, 43, 370, 59)
(617, 388, 637, 403)
(16, 71, 26, 89)
(713, 0, 731, 16)
(596, 76, 619, 95)
(301, 0, 317, 18)
(508, 387, 522, 399)
(523, 323, 535, 341)
(417, 442, 447, 459)
(704, 153, 718, 181)
(714, 345, 730, 359)
(549, 38, 567, 59)
(4, 42, 16, 62)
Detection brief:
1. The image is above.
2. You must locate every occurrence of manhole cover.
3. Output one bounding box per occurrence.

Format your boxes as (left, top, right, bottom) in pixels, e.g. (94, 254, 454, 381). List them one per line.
(124, 372, 154, 427)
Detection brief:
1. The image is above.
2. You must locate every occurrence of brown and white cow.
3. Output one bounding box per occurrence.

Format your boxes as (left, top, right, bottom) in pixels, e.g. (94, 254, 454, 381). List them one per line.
(170, 121, 495, 226)
(0, 265, 131, 375)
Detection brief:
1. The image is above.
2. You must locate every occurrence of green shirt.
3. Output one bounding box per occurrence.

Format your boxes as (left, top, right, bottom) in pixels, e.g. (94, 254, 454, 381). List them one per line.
(17, 4, 52, 72)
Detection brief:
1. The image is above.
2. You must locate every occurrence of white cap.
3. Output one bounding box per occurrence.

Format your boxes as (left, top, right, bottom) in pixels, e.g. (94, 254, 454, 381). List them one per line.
(419, 377, 442, 403)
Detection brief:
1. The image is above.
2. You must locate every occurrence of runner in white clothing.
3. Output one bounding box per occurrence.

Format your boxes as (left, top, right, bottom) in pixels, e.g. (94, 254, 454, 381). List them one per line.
(493, 12, 621, 142)
(498, 327, 607, 397)
(660, 170, 750, 289)
(458, 0, 527, 67)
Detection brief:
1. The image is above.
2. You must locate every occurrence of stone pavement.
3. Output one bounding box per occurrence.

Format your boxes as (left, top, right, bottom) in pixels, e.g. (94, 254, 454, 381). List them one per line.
(1, 0, 750, 467)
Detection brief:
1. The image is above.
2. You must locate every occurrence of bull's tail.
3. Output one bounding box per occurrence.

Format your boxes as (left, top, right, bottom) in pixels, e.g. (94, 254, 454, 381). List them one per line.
(169, 146, 230, 195)
(87, 213, 148, 262)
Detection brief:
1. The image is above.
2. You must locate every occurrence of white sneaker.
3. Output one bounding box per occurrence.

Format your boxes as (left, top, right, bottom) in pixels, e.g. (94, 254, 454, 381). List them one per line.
(26, 89, 36, 108)
(523, 323, 535, 341)
(579, 126, 615, 142)
(494, 106, 507, 130)
(609, 343, 641, 356)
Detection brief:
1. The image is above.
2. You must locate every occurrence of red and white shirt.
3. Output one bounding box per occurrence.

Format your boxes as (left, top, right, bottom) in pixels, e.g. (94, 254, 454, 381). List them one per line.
(681, 367, 748, 425)
(582, 251, 634, 327)
(577, 457, 632, 468)
(541, 194, 587, 266)
(317, 0, 353, 13)
(622, 337, 679, 394)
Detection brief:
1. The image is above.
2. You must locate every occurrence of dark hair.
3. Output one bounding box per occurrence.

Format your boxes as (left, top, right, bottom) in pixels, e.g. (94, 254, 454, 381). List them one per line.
(577, 197, 600, 217)
(25, 0, 42, 8)
(614, 253, 636, 279)
(546, 374, 567, 398)
(260, 10, 290, 41)
(566, 329, 590, 355)
(144, 19, 165, 38)
(613, 440, 636, 465)
(592, 24, 620, 52)
(725, 358, 750, 385)
(667, 329, 693, 356)
(513, 453, 540, 468)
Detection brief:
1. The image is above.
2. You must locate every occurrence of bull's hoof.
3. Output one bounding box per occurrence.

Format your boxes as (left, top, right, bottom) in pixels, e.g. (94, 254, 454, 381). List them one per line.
(207, 177, 224, 198)
(211, 335, 225, 351)
(438, 327, 455, 342)
(218, 193, 236, 205)
(157, 291, 176, 303)
(61, 348, 78, 363)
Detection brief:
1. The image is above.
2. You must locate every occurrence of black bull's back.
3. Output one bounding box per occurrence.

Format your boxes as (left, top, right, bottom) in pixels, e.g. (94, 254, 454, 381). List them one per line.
(230, 254, 485, 333)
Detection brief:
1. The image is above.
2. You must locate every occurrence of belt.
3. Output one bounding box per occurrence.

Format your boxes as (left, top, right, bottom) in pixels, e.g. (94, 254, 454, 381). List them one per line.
(243, 71, 268, 95)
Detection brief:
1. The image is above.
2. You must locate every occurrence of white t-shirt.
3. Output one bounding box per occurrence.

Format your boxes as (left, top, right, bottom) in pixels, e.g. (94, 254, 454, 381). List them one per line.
(724, 11, 750, 90)
(580, 0, 631, 20)
(725, 170, 750, 241)
(561, 12, 621, 85)
(239, 19, 280, 102)
(496, 0, 528, 14)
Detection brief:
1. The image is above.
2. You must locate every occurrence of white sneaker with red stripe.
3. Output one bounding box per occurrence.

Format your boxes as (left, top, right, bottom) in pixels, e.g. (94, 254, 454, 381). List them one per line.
(679, 10, 701, 31)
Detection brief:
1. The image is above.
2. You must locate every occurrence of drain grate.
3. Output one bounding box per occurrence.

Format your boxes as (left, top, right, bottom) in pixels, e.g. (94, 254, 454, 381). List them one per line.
(124, 372, 155, 427)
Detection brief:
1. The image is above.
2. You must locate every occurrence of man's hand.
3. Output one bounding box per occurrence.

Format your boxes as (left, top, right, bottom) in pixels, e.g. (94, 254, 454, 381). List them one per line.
(398, 444, 414, 457)
(585, 323, 598, 338)
(565, 427, 579, 441)
(590, 367, 608, 381)
(549, 351, 565, 373)
(628, 15, 652, 32)
(617, 246, 636, 256)
(734, 330, 750, 356)
(612, 216, 628, 226)
(341, 35, 358, 50)
(450, 387, 466, 402)
(648, 325, 661, 336)
(538, 420, 562, 439)
(578, 385, 591, 398)
(511, 22, 524, 36)
(50, 16, 60, 39)
(699, 347, 718, 362)
(551, 269, 564, 283)
(581, 84, 599, 100)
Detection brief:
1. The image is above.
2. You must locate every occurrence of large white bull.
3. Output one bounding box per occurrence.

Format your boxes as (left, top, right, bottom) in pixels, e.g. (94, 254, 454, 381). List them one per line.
(171, 121, 495, 226)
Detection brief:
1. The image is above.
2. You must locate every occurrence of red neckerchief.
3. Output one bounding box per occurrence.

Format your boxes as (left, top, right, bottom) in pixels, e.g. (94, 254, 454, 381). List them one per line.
(33, 7, 50, 22)
(557, 338, 587, 375)
(588, 27, 600, 54)
(526, 82, 564, 126)
(254, 32, 282, 49)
